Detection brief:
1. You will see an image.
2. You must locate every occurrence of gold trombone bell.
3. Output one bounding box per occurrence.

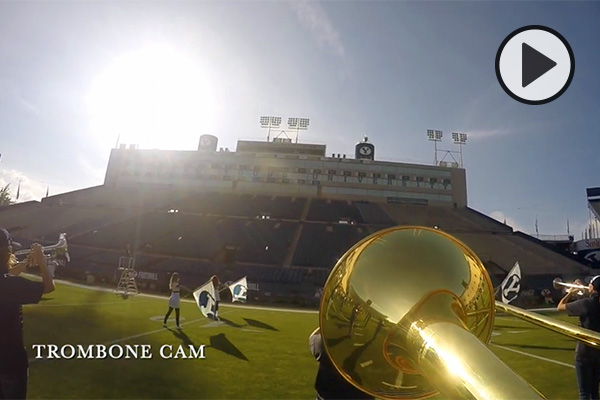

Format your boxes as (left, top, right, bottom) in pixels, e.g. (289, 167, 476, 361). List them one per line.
(320, 226, 544, 399)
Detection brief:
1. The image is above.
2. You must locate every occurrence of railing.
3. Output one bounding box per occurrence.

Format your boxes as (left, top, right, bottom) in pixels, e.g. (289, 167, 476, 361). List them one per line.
(536, 234, 573, 242)
(589, 202, 600, 221)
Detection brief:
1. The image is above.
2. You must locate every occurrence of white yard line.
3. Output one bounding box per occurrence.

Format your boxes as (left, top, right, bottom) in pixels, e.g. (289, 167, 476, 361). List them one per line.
(31, 301, 130, 307)
(494, 316, 533, 324)
(491, 344, 574, 369)
(104, 319, 203, 345)
(527, 307, 559, 313)
(34, 275, 318, 314)
(27, 277, 575, 371)
(104, 312, 232, 345)
(221, 302, 318, 314)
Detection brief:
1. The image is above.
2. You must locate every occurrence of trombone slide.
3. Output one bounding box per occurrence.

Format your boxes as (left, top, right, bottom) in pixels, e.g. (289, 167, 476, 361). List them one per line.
(495, 302, 600, 349)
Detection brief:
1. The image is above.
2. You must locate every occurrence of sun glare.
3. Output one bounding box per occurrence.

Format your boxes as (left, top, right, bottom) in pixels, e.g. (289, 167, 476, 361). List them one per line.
(86, 45, 217, 151)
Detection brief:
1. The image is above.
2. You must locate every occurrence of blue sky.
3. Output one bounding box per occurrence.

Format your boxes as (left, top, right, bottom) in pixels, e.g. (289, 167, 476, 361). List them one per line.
(0, 1, 598, 238)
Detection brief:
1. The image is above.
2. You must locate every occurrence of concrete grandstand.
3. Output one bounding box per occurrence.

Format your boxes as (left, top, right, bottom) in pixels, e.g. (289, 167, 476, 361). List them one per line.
(0, 134, 590, 307)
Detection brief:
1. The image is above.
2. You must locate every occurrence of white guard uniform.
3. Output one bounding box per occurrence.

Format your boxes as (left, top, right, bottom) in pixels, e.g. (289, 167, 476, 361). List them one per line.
(169, 282, 180, 308)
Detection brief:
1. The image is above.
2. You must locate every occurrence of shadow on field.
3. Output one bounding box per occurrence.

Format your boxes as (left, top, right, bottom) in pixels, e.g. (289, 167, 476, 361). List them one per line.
(326, 335, 350, 348)
(209, 333, 249, 361)
(242, 318, 278, 331)
(169, 328, 197, 347)
(29, 289, 116, 346)
(27, 288, 213, 399)
(219, 317, 245, 328)
(500, 343, 573, 351)
(341, 321, 383, 385)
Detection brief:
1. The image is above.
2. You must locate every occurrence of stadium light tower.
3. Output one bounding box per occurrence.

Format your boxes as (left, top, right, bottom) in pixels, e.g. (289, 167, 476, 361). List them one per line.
(260, 116, 282, 142)
(288, 117, 310, 143)
(427, 129, 443, 166)
(452, 132, 467, 167)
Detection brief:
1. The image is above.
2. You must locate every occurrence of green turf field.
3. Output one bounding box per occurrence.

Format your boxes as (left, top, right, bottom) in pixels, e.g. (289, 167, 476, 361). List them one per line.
(22, 280, 581, 399)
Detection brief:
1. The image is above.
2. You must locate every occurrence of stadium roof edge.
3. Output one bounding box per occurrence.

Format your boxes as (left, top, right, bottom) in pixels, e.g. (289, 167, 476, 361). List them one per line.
(465, 207, 513, 232)
(512, 231, 589, 270)
(0, 200, 40, 213)
(586, 187, 600, 199)
(40, 185, 106, 204)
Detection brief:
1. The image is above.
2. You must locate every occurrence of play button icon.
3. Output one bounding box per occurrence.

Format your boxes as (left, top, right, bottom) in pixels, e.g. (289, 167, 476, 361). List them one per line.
(496, 26, 574, 105)
(522, 43, 557, 87)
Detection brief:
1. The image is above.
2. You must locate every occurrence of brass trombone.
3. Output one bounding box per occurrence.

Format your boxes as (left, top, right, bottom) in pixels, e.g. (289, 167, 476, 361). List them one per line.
(13, 233, 69, 264)
(319, 226, 600, 400)
(552, 277, 588, 292)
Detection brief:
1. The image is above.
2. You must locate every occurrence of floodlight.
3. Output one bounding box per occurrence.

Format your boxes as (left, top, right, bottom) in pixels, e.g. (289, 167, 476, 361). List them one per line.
(261, 116, 282, 127)
(452, 132, 467, 144)
(299, 118, 310, 128)
(427, 129, 443, 141)
(288, 117, 309, 129)
(261, 116, 283, 142)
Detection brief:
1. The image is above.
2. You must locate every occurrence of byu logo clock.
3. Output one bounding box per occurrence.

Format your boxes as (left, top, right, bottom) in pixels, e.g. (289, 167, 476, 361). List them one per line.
(359, 145, 372, 156)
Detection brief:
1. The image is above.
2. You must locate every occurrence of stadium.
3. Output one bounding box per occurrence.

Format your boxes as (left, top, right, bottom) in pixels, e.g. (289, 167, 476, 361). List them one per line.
(2, 120, 600, 399)
(1, 126, 591, 301)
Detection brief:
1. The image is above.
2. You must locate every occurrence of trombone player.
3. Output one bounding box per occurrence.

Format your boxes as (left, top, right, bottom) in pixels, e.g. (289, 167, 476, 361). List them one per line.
(557, 276, 600, 400)
(0, 228, 55, 399)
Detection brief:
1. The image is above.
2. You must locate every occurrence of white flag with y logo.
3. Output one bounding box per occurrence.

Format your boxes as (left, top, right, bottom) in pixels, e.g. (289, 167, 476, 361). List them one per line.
(501, 262, 521, 304)
(193, 280, 217, 320)
(228, 276, 248, 303)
